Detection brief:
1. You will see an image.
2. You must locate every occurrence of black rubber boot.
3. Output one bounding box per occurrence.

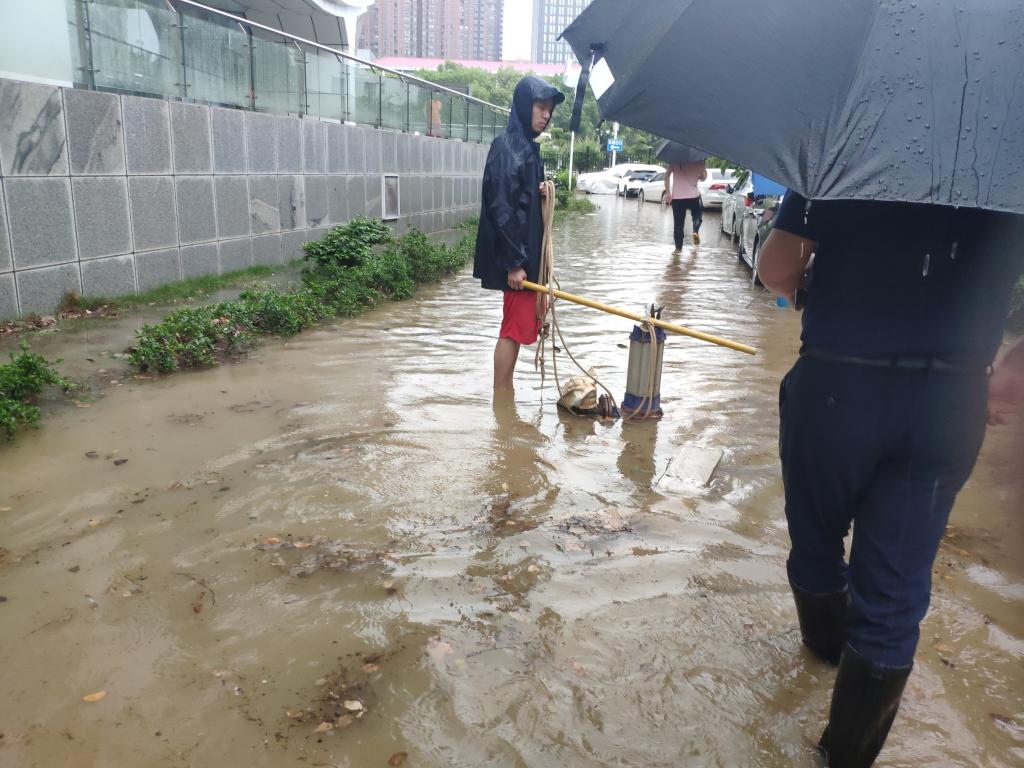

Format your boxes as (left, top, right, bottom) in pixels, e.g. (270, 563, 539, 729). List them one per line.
(818, 643, 912, 768)
(791, 582, 848, 665)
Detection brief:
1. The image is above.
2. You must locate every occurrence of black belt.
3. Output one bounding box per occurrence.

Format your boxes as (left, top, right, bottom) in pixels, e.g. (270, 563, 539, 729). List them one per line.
(801, 348, 987, 373)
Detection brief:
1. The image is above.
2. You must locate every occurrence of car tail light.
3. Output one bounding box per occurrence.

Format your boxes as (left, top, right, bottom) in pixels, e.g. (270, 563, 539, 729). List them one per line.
(709, 183, 727, 190)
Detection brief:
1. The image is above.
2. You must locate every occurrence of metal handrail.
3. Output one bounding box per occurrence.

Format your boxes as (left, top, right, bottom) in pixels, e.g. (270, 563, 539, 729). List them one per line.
(173, 0, 510, 114)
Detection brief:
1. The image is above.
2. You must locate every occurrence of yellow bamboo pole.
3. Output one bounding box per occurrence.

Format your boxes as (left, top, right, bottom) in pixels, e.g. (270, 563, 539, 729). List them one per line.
(521, 280, 757, 355)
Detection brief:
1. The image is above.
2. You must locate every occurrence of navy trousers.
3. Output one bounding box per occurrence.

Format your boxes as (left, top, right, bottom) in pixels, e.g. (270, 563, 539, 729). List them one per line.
(779, 357, 988, 667)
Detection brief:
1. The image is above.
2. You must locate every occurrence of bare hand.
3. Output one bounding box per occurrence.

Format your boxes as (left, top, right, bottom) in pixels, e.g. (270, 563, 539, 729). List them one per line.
(507, 267, 527, 290)
(539, 183, 548, 198)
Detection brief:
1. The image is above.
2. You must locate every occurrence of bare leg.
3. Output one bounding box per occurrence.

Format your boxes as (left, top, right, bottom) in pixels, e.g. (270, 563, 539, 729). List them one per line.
(494, 337, 521, 390)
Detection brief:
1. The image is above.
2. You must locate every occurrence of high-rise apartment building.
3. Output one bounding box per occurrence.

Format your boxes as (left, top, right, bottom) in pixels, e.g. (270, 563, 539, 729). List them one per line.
(531, 0, 591, 65)
(361, 0, 503, 60)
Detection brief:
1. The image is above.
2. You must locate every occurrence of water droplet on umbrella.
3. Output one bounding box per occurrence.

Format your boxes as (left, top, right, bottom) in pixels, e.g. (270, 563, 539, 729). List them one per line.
(922, 253, 931, 276)
(950, 241, 958, 260)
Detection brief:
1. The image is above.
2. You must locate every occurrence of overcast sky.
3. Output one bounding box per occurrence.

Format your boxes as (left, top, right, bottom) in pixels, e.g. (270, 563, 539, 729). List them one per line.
(502, 0, 533, 60)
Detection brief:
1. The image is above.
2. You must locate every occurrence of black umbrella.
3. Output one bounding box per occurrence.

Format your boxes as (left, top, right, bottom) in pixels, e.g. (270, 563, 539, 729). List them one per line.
(654, 140, 709, 165)
(562, 0, 1024, 213)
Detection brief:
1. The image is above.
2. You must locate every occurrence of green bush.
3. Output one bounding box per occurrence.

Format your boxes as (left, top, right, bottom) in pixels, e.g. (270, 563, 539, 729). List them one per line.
(131, 227, 476, 373)
(0, 343, 70, 440)
(302, 216, 393, 270)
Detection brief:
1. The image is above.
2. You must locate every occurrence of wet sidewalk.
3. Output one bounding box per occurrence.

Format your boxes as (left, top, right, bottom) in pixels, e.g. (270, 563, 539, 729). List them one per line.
(0, 198, 1021, 767)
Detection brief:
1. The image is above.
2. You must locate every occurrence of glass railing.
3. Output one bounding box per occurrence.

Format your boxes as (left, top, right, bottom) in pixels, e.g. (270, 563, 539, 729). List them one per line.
(58, 0, 506, 141)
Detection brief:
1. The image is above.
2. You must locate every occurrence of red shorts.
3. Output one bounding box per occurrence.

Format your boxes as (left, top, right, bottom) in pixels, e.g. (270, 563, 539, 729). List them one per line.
(500, 290, 544, 345)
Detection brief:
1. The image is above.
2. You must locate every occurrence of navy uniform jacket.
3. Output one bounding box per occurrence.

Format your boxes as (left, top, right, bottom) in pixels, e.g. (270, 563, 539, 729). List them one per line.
(473, 76, 564, 291)
(774, 192, 1024, 367)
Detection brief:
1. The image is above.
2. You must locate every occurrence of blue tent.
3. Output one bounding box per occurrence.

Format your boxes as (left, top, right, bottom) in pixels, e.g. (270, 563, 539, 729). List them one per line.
(751, 173, 786, 198)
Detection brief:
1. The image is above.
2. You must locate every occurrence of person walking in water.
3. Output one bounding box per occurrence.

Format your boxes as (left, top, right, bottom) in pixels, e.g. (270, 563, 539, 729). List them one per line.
(664, 158, 707, 253)
(473, 76, 564, 390)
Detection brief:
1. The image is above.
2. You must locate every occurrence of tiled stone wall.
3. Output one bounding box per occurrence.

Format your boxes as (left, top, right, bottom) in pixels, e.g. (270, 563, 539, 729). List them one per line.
(0, 77, 487, 317)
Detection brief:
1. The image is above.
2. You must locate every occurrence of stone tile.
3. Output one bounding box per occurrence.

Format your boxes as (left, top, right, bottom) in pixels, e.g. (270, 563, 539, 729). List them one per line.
(72, 177, 132, 259)
(304, 175, 327, 227)
(347, 126, 366, 174)
(170, 102, 212, 174)
(64, 89, 125, 175)
(326, 176, 348, 224)
(363, 128, 381, 175)
(380, 130, 397, 172)
(0, 274, 17, 318)
(5, 178, 76, 269)
(246, 112, 277, 173)
(326, 122, 347, 174)
(180, 243, 218, 279)
(135, 248, 180, 292)
(16, 263, 81, 314)
(82, 254, 136, 297)
(347, 176, 366, 219)
(277, 116, 302, 173)
(277, 175, 304, 230)
(214, 176, 250, 239)
(129, 176, 178, 252)
(249, 175, 280, 233)
(174, 176, 217, 245)
(0, 183, 10, 273)
(282, 230, 306, 262)
(122, 96, 171, 175)
(0, 80, 68, 176)
(252, 233, 282, 266)
(218, 238, 252, 273)
(211, 107, 246, 174)
(303, 120, 326, 174)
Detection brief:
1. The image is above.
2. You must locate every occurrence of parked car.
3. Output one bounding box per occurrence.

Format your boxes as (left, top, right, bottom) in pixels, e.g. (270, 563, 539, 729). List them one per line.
(638, 171, 668, 204)
(720, 170, 753, 238)
(618, 167, 662, 197)
(578, 163, 661, 195)
(698, 168, 738, 209)
(738, 199, 782, 283)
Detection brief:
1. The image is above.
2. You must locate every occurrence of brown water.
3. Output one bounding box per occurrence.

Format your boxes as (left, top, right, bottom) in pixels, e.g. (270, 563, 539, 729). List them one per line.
(1, 199, 1021, 768)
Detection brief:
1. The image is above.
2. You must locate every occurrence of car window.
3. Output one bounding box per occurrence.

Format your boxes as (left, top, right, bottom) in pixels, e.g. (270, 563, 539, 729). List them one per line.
(707, 169, 725, 181)
(652, 172, 664, 182)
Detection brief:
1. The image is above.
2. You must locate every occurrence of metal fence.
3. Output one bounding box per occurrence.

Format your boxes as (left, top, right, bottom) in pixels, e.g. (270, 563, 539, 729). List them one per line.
(58, 0, 506, 142)
(540, 147, 657, 175)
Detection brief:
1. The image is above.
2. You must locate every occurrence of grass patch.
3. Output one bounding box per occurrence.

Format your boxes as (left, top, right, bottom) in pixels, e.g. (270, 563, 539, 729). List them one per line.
(0, 343, 71, 440)
(555, 188, 597, 217)
(130, 217, 474, 373)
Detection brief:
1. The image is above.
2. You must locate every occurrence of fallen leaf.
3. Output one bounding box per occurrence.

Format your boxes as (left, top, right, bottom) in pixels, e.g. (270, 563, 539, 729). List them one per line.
(389, 753, 409, 766)
(313, 722, 333, 733)
(293, 541, 312, 549)
(336, 714, 355, 728)
(285, 708, 304, 719)
(343, 700, 364, 712)
(935, 644, 954, 654)
(0, 506, 12, 513)
(526, 564, 541, 574)
(361, 663, 380, 674)
(263, 536, 282, 545)
(88, 519, 101, 528)
(82, 691, 107, 702)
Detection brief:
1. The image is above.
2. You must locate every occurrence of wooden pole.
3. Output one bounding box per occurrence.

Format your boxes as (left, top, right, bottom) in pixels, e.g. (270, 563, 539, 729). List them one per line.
(521, 280, 757, 356)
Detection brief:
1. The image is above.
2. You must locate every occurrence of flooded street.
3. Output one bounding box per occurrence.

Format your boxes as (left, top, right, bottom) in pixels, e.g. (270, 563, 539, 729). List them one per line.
(1, 198, 1021, 767)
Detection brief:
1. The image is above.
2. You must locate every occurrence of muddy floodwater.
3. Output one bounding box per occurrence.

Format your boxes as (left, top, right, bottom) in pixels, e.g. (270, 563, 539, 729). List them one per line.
(1, 198, 1021, 768)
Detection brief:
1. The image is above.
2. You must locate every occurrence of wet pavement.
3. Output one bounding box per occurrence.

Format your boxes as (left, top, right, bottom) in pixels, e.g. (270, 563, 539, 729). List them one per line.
(0, 196, 1021, 767)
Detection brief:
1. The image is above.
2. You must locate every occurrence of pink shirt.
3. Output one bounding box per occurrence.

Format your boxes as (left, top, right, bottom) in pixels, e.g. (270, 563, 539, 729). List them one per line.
(667, 161, 705, 200)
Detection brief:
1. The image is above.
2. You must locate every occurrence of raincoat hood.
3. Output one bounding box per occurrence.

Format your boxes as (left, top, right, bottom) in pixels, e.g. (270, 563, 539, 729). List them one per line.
(509, 76, 565, 139)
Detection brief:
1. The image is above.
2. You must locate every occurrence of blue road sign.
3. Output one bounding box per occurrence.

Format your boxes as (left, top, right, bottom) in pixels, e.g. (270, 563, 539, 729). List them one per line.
(607, 139, 623, 152)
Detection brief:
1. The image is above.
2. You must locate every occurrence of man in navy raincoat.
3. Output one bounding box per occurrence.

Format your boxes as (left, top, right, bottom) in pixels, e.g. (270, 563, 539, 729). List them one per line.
(474, 76, 564, 390)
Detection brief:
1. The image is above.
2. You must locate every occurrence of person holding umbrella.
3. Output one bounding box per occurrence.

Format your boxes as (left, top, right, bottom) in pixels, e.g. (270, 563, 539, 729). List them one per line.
(757, 193, 1023, 766)
(663, 159, 707, 253)
(473, 76, 564, 390)
(562, 0, 1024, 764)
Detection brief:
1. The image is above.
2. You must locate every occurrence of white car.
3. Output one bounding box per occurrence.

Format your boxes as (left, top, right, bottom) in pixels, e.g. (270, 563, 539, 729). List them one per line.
(720, 170, 754, 238)
(637, 171, 668, 204)
(578, 163, 661, 195)
(698, 168, 738, 209)
(617, 166, 664, 196)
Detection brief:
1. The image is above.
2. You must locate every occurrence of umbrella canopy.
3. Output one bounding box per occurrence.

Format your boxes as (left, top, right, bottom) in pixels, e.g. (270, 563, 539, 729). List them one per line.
(562, 0, 1024, 214)
(655, 140, 709, 165)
